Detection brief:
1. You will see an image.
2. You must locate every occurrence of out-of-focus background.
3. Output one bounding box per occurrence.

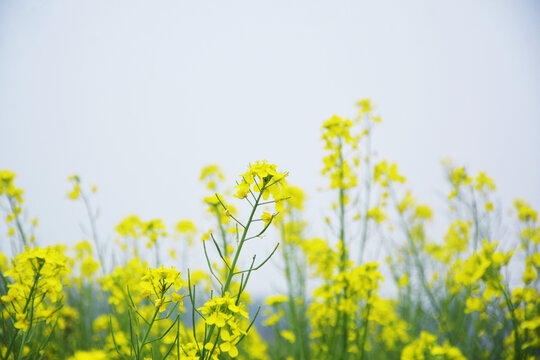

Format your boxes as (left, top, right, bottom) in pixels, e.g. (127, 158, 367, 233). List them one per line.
(1, 0, 539, 296)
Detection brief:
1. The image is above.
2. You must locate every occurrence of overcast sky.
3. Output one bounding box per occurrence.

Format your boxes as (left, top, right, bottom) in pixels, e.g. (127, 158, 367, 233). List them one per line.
(1, 0, 539, 295)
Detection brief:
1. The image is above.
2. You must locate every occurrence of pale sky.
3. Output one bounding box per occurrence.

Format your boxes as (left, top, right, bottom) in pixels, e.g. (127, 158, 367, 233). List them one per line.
(1, 0, 539, 296)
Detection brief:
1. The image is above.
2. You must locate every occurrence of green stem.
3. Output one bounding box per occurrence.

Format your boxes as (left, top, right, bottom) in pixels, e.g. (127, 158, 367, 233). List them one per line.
(359, 291, 372, 360)
(201, 188, 265, 359)
(470, 187, 480, 251)
(8, 197, 28, 248)
(3, 262, 43, 360)
(215, 207, 229, 258)
(359, 122, 372, 263)
(222, 189, 263, 293)
(80, 191, 106, 274)
(390, 187, 441, 316)
(499, 282, 523, 360)
(281, 226, 306, 360)
(337, 139, 347, 271)
(137, 305, 160, 360)
(337, 140, 349, 357)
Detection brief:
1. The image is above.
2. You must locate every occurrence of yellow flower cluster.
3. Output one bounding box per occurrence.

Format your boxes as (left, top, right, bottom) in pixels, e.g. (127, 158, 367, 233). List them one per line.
(73, 240, 100, 280)
(446, 165, 496, 200)
(281, 186, 305, 213)
(67, 175, 81, 200)
(515, 199, 538, 224)
(321, 115, 358, 190)
(200, 164, 226, 191)
(301, 237, 338, 279)
(115, 215, 167, 249)
(101, 257, 149, 311)
(308, 262, 385, 356)
(140, 265, 186, 312)
(176, 219, 197, 246)
(401, 331, 465, 360)
(0, 170, 28, 243)
(262, 294, 289, 327)
(1, 246, 70, 332)
(234, 161, 288, 212)
(1, 101, 538, 360)
(180, 342, 219, 360)
(453, 240, 513, 290)
(374, 160, 406, 187)
(507, 286, 540, 354)
(198, 293, 249, 357)
(0, 170, 24, 203)
(425, 220, 471, 264)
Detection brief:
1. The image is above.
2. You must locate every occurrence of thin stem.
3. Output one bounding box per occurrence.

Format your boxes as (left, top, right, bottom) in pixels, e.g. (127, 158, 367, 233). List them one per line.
(201, 187, 265, 358)
(137, 305, 160, 360)
(359, 291, 372, 360)
(3, 261, 44, 360)
(222, 189, 264, 293)
(80, 190, 106, 273)
(359, 123, 372, 262)
(499, 282, 523, 360)
(8, 197, 28, 248)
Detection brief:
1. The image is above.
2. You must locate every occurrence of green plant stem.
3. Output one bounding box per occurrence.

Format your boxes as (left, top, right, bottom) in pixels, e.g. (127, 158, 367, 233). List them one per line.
(390, 187, 441, 316)
(281, 227, 306, 360)
(499, 282, 523, 360)
(3, 262, 43, 360)
(222, 189, 263, 293)
(469, 188, 480, 251)
(359, 291, 372, 360)
(201, 188, 264, 359)
(137, 306, 160, 360)
(337, 140, 350, 358)
(80, 190, 106, 273)
(8, 197, 28, 248)
(359, 122, 372, 263)
(215, 208, 229, 258)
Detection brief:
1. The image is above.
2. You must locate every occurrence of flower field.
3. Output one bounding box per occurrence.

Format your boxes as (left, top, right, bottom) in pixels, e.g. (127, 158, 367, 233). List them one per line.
(0, 100, 538, 360)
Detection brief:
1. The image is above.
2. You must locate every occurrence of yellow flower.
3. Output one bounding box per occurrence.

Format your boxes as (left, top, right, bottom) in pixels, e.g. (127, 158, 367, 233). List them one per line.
(261, 212, 273, 227)
(465, 297, 485, 313)
(356, 98, 372, 113)
(201, 229, 212, 242)
(414, 205, 433, 220)
(155, 298, 167, 312)
(374, 160, 406, 186)
(401, 331, 465, 360)
(397, 273, 409, 288)
(263, 313, 281, 326)
(514, 199, 538, 222)
(176, 219, 196, 234)
(220, 329, 239, 357)
(475, 171, 496, 192)
(171, 292, 184, 303)
(14, 313, 30, 332)
(397, 191, 415, 213)
(280, 330, 296, 343)
(207, 311, 228, 327)
(367, 207, 386, 223)
(200, 164, 225, 191)
(522, 265, 537, 285)
(80, 256, 99, 278)
(234, 181, 251, 199)
(265, 294, 289, 306)
(67, 175, 81, 200)
(233, 161, 288, 217)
